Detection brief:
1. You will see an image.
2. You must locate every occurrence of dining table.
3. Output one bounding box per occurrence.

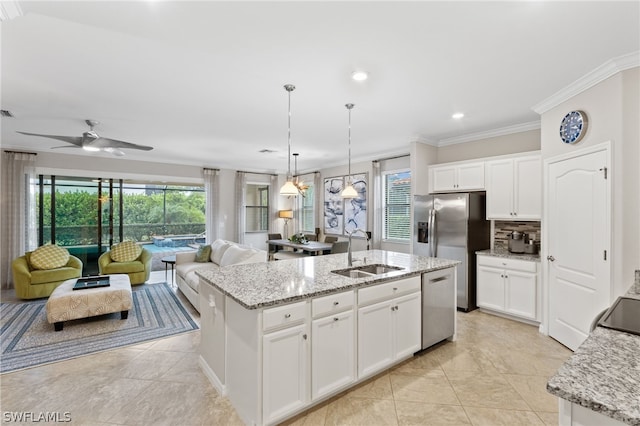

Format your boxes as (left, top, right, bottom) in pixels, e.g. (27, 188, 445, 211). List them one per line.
(266, 239, 333, 256)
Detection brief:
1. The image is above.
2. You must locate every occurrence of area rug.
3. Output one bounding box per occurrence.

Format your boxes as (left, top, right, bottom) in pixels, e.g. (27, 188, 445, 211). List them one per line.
(0, 283, 198, 374)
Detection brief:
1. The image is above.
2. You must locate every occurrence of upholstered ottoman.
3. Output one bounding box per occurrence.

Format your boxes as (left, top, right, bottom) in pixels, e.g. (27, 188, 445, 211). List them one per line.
(46, 274, 133, 331)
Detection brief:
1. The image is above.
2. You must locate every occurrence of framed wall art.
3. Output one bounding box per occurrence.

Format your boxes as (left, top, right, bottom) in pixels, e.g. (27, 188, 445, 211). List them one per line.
(323, 173, 368, 236)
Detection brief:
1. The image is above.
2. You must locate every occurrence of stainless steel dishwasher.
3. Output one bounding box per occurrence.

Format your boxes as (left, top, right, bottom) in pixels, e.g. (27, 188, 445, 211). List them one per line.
(422, 268, 456, 350)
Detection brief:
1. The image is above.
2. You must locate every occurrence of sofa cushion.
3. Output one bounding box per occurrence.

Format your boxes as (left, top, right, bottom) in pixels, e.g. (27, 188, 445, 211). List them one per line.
(219, 245, 261, 267)
(195, 245, 212, 263)
(210, 239, 232, 265)
(110, 241, 142, 262)
(30, 267, 80, 284)
(102, 260, 144, 274)
(29, 245, 70, 270)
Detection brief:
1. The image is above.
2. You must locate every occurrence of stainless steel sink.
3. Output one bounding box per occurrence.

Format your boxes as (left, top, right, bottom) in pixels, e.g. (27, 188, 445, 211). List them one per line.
(331, 264, 404, 278)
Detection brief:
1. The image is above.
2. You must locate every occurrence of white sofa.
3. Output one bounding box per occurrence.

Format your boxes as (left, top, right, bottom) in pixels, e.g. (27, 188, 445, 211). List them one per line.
(176, 239, 267, 312)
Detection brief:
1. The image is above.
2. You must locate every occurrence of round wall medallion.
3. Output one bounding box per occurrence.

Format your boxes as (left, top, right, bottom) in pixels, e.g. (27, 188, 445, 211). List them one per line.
(559, 110, 588, 144)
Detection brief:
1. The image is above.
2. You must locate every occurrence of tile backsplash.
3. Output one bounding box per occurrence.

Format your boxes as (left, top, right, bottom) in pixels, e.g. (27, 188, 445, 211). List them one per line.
(494, 221, 541, 249)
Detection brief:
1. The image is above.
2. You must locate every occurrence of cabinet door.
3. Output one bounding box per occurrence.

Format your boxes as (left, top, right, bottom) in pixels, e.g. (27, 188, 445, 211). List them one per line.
(392, 292, 422, 359)
(505, 270, 537, 320)
(358, 299, 394, 378)
(311, 310, 356, 400)
(477, 265, 505, 311)
(263, 323, 309, 424)
(513, 156, 541, 220)
(431, 166, 457, 192)
(456, 162, 485, 190)
(486, 159, 514, 220)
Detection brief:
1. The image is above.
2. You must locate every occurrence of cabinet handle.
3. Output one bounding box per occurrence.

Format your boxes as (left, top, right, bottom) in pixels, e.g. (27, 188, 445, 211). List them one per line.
(390, 306, 395, 311)
(505, 275, 508, 278)
(284, 313, 291, 319)
(333, 301, 339, 306)
(302, 334, 307, 340)
(393, 287, 398, 291)
(333, 317, 339, 322)
(500, 274, 504, 278)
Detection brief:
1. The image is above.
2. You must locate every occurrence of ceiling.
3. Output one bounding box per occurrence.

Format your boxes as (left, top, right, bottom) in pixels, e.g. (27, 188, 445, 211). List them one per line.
(1, 1, 639, 174)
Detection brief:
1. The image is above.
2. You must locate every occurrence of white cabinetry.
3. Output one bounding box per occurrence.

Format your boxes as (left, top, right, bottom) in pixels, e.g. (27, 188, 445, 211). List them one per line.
(486, 155, 541, 220)
(477, 255, 539, 322)
(262, 301, 309, 424)
(429, 162, 485, 193)
(357, 276, 421, 378)
(311, 291, 356, 401)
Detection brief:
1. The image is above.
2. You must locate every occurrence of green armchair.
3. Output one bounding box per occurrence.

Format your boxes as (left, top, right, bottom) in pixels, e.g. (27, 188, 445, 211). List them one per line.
(12, 253, 83, 299)
(98, 247, 152, 285)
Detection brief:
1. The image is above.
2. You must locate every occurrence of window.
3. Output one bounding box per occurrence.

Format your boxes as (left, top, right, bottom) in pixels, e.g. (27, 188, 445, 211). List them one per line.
(383, 170, 411, 241)
(246, 183, 269, 232)
(298, 182, 315, 232)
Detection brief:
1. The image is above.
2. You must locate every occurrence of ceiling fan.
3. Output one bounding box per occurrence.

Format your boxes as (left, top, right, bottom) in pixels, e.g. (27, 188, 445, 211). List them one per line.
(17, 119, 153, 156)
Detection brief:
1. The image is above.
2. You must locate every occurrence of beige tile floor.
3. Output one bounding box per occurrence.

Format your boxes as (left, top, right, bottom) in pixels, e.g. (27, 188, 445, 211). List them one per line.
(1, 271, 572, 425)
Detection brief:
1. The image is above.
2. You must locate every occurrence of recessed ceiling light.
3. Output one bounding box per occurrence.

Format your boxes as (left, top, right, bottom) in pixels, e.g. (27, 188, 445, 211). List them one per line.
(351, 71, 368, 81)
(452, 112, 464, 119)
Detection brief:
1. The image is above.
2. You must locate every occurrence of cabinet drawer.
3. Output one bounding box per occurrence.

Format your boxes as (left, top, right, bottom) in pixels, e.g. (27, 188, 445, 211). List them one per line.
(263, 301, 308, 332)
(358, 276, 420, 307)
(312, 290, 354, 318)
(477, 255, 537, 273)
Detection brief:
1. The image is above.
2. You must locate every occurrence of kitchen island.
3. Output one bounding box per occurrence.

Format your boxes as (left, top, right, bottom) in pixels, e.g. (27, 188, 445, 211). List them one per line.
(196, 250, 459, 426)
(547, 287, 640, 426)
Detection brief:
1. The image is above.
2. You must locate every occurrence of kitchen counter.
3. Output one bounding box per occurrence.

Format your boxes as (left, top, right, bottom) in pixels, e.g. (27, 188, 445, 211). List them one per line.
(546, 287, 640, 425)
(197, 249, 460, 309)
(476, 247, 540, 262)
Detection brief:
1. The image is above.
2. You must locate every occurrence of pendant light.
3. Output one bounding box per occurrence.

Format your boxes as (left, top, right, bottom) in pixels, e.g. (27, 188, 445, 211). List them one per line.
(280, 84, 299, 196)
(292, 152, 309, 196)
(341, 103, 358, 198)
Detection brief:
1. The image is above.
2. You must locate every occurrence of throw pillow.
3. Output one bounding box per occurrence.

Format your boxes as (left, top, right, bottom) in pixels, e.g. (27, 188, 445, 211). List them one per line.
(219, 245, 260, 267)
(110, 240, 142, 262)
(195, 245, 212, 263)
(29, 244, 70, 270)
(210, 239, 231, 265)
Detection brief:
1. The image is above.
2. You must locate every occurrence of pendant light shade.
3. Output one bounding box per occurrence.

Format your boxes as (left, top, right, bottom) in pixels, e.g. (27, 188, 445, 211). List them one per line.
(341, 103, 358, 199)
(280, 84, 298, 196)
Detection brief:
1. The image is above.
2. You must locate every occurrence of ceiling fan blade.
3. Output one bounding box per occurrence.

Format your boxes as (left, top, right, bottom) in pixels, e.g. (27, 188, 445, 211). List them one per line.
(90, 137, 153, 151)
(51, 145, 82, 150)
(16, 131, 83, 147)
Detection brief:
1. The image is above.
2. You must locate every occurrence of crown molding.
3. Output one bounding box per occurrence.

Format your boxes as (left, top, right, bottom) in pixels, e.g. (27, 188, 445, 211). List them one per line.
(532, 51, 640, 114)
(409, 135, 437, 146)
(0, 0, 23, 21)
(436, 121, 541, 147)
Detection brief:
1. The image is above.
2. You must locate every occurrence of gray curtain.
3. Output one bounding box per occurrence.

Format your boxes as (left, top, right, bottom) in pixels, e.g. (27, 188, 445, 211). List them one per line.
(1, 151, 37, 288)
(372, 160, 382, 249)
(268, 175, 278, 234)
(203, 168, 220, 244)
(235, 171, 247, 244)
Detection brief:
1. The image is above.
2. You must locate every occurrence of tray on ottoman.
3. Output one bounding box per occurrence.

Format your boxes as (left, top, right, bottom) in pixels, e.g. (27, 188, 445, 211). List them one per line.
(46, 274, 133, 331)
(73, 275, 111, 290)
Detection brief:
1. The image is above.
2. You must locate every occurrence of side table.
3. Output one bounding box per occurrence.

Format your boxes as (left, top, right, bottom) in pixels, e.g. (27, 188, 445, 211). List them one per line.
(161, 255, 176, 287)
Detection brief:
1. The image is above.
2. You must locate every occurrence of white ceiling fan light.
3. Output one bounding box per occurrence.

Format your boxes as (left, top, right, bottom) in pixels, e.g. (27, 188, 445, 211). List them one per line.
(351, 71, 368, 81)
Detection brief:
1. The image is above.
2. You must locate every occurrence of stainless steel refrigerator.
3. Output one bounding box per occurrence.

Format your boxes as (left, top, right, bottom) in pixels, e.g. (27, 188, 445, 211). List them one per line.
(414, 192, 490, 311)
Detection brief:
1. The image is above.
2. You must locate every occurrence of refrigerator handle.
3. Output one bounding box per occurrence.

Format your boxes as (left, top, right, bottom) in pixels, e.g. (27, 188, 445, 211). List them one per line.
(428, 209, 435, 257)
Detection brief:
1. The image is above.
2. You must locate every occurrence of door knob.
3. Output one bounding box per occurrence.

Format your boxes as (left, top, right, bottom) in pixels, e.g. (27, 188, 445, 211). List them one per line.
(547, 255, 555, 262)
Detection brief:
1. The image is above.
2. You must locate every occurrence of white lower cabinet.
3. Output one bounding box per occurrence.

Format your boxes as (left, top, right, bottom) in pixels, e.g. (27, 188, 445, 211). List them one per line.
(477, 255, 539, 321)
(311, 309, 356, 400)
(357, 276, 422, 379)
(262, 322, 310, 424)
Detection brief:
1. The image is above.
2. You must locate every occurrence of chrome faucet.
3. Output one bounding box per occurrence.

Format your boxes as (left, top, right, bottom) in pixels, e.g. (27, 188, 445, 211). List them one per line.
(347, 228, 370, 267)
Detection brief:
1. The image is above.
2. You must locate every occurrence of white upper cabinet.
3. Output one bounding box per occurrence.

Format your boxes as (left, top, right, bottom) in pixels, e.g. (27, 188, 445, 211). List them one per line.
(429, 161, 485, 193)
(486, 155, 541, 220)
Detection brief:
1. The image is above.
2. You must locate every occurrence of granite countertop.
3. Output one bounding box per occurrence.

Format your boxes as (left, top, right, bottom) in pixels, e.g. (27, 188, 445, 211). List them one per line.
(546, 286, 640, 425)
(476, 247, 540, 262)
(197, 249, 460, 310)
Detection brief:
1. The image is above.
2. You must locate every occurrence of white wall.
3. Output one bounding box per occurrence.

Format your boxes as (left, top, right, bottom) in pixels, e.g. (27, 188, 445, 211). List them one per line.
(540, 67, 640, 297)
(436, 129, 541, 163)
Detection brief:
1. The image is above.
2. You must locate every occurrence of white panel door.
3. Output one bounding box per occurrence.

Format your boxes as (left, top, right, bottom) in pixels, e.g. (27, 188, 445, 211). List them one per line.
(311, 310, 355, 400)
(505, 270, 537, 320)
(477, 265, 506, 311)
(357, 300, 393, 378)
(431, 166, 457, 192)
(456, 162, 485, 190)
(486, 159, 514, 219)
(514, 156, 542, 220)
(392, 292, 422, 359)
(263, 323, 309, 424)
(547, 148, 610, 351)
